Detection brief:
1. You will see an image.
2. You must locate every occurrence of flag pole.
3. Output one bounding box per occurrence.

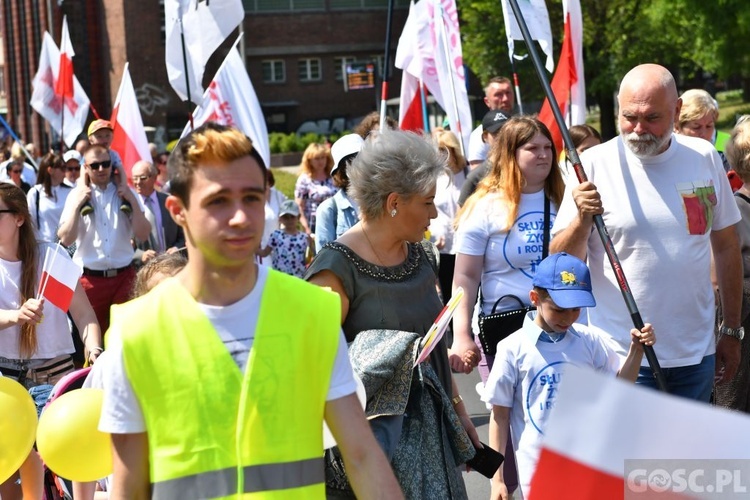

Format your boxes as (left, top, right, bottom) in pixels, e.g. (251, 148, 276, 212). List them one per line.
(435, 0, 465, 156)
(378, 0, 395, 129)
(508, 40, 524, 114)
(506, 0, 668, 392)
(178, 15, 195, 131)
(0, 114, 39, 171)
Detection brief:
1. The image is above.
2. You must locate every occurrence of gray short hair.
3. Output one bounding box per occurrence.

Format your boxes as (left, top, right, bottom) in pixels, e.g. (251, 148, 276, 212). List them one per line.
(348, 130, 447, 220)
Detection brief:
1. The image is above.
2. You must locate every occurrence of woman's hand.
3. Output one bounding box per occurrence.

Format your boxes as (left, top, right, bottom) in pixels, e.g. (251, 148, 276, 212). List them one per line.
(458, 411, 482, 449)
(449, 336, 480, 374)
(16, 298, 44, 325)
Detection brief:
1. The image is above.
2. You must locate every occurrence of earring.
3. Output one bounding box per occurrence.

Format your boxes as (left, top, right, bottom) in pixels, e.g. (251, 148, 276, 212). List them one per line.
(390, 208, 397, 218)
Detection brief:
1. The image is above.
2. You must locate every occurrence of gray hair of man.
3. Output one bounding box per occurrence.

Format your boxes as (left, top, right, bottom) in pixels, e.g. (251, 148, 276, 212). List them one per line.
(348, 129, 447, 220)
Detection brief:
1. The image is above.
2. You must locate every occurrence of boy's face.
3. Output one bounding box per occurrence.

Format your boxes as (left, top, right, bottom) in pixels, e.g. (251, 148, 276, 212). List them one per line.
(530, 289, 582, 334)
(166, 155, 266, 270)
(89, 129, 113, 147)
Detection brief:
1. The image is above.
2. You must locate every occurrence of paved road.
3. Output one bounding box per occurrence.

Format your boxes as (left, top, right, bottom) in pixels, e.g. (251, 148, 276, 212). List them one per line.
(456, 369, 493, 499)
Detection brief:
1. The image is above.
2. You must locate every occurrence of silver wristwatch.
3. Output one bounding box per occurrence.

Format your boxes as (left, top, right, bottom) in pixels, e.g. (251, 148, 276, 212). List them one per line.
(720, 325, 745, 340)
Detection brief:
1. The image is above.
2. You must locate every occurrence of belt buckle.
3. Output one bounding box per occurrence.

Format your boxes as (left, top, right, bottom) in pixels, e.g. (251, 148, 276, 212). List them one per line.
(104, 269, 117, 278)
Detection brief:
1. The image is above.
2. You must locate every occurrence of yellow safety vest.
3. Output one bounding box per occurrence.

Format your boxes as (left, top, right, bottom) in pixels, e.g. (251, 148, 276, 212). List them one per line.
(113, 270, 341, 499)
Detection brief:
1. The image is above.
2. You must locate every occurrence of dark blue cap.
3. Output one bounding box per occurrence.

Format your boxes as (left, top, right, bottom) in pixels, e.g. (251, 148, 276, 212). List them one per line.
(532, 252, 596, 309)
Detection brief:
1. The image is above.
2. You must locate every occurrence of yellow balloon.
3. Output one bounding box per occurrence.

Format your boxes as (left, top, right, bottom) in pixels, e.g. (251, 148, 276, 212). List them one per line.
(36, 388, 113, 482)
(0, 377, 37, 483)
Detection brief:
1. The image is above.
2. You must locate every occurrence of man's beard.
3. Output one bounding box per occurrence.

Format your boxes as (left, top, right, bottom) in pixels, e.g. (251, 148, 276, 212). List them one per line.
(621, 130, 672, 157)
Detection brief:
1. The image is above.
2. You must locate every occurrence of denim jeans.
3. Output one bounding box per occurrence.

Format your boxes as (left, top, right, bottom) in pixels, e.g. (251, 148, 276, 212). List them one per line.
(637, 354, 715, 402)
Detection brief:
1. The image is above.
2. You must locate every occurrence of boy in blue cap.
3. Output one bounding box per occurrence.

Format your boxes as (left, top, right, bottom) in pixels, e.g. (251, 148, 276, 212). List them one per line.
(482, 252, 655, 500)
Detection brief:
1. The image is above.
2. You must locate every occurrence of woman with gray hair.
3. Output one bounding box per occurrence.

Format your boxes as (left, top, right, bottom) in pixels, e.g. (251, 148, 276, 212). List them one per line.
(306, 130, 480, 499)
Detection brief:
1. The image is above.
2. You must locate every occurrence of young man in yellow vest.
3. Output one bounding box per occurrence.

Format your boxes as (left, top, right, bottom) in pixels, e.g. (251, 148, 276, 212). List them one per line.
(98, 123, 403, 499)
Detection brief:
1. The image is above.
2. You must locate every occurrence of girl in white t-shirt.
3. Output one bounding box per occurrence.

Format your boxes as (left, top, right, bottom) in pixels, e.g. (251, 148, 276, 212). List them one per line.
(451, 116, 566, 379)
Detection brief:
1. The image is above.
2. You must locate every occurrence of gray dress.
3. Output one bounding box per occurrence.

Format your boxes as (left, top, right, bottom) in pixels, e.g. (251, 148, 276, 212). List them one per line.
(305, 241, 472, 499)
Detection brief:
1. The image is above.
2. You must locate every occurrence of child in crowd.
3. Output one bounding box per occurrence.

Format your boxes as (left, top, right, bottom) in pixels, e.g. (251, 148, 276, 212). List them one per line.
(258, 200, 313, 278)
(482, 252, 655, 500)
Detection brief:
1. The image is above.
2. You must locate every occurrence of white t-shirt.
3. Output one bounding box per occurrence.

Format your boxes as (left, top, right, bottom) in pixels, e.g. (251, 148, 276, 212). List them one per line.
(60, 183, 146, 270)
(0, 242, 74, 359)
(481, 313, 621, 498)
(27, 184, 72, 243)
(429, 170, 467, 255)
(454, 189, 556, 317)
(468, 124, 489, 164)
(552, 135, 741, 367)
(99, 265, 356, 434)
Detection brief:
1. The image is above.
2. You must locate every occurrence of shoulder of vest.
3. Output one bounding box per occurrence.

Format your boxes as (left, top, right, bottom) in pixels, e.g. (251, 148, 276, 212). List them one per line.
(266, 269, 340, 315)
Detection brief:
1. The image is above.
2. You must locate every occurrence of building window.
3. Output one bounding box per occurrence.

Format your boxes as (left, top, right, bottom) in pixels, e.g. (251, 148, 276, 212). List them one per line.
(298, 58, 322, 82)
(334, 57, 356, 82)
(330, 0, 408, 9)
(370, 54, 386, 78)
(244, 0, 324, 12)
(262, 60, 286, 83)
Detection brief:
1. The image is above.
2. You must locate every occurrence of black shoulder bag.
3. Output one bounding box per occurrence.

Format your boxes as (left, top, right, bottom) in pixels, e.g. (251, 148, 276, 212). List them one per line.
(477, 196, 550, 357)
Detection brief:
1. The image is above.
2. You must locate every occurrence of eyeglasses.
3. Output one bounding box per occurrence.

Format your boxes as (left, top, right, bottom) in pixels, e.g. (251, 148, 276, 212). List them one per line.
(131, 175, 151, 182)
(0, 209, 15, 214)
(88, 160, 112, 170)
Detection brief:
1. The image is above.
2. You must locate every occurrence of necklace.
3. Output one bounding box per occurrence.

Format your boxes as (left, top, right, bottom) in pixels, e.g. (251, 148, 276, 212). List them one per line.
(362, 223, 403, 267)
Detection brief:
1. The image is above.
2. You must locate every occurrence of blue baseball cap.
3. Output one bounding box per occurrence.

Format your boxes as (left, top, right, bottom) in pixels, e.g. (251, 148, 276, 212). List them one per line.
(532, 252, 596, 309)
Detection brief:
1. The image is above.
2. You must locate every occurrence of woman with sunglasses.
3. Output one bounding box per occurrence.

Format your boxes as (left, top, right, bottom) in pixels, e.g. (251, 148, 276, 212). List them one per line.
(26, 153, 72, 244)
(0, 183, 102, 499)
(5, 159, 32, 194)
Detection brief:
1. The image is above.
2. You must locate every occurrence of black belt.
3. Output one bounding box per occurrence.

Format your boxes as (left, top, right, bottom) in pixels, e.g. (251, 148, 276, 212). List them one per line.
(83, 265, 133, 278)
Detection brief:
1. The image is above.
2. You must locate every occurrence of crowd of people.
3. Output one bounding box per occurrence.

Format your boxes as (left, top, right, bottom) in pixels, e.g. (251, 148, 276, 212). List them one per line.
(1, 62, 748, 500)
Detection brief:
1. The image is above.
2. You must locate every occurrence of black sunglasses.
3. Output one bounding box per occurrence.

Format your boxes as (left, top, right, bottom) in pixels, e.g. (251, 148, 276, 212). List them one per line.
(88, 160, 112, 170)
(66, 167, 80, 172)
(0, 209, 15, 214)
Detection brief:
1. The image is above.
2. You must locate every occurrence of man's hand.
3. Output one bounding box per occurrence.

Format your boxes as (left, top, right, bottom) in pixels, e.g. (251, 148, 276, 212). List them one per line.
(716, 334, 741, 384)
(72, 184, 91, 209)
(16, 298, 44, 325)
(572, 181, 603, 223)
(448, 336, 480, 374)
(117, 184, 137, 205)
(141, 250, 157, 263)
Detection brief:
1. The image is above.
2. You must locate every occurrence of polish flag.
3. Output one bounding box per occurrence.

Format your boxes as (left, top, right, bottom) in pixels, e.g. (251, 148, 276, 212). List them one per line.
(537, 0, 586, 155)
(528, 365, 750, 499)
(54, 16, 74, 101)
(110, 63, 151, 180)
(398, 73, 426, 132)
(38, 245, 82, 313)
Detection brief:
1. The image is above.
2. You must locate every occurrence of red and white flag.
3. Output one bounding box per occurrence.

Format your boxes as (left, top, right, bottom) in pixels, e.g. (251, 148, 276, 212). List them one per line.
(398, 73, 426, 132)
(528, 365, 750, 499)
(164, 0, 244, 104)
(395, 0, 472, 151)
(111, 63, 152, 179)
(538, 0, 586, 154)
(30, 32, 90, 148)
(38, 245, 82, 313)
(54, 16, 74, 101)
(181, 43, 270, 169)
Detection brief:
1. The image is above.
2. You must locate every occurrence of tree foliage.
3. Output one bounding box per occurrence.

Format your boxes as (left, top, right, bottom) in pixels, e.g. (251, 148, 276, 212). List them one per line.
(457, 0, 747, 136)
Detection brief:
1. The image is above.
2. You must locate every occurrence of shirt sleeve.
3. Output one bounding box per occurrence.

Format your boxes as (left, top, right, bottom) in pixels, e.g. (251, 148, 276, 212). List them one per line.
(454, 198, 491, 256)
(314, 198, 337, 252)
(481, 340, 517, 407)
(326, 329, 357, 401)
(294, 175, 309, 200)
(98, 328, 147, 434)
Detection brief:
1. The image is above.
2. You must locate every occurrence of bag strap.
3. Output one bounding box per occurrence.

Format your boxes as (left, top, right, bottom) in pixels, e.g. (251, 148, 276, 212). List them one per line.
(489, 294, 526, 314)
(543, 195, 550, 259)
(735, 192, 750, 205)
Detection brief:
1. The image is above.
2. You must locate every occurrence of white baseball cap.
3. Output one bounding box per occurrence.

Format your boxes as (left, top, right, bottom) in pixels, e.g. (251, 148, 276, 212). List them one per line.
(331, 134, 364, 175)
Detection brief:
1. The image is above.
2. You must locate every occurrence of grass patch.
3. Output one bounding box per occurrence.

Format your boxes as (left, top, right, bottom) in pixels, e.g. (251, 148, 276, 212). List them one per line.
(271, 168, 298, 199)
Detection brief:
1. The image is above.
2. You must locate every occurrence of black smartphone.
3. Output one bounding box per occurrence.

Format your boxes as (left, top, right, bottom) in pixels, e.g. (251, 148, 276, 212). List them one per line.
(466, 442, 504, 478)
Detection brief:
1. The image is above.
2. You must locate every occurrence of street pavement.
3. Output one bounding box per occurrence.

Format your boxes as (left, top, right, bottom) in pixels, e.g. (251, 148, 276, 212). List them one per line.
(457, 369, 493, 499)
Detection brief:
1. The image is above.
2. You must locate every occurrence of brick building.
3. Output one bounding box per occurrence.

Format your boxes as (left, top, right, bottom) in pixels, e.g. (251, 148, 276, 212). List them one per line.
(0, 0, 423, 152)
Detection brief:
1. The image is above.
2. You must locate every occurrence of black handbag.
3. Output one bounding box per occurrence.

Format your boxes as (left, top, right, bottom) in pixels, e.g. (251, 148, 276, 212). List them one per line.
(476, 196, 551, 357)
(477, 295, 535, 356)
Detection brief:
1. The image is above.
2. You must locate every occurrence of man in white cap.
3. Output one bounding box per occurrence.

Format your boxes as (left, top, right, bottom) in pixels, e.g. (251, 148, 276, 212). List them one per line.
(314, 134, 364, 251)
